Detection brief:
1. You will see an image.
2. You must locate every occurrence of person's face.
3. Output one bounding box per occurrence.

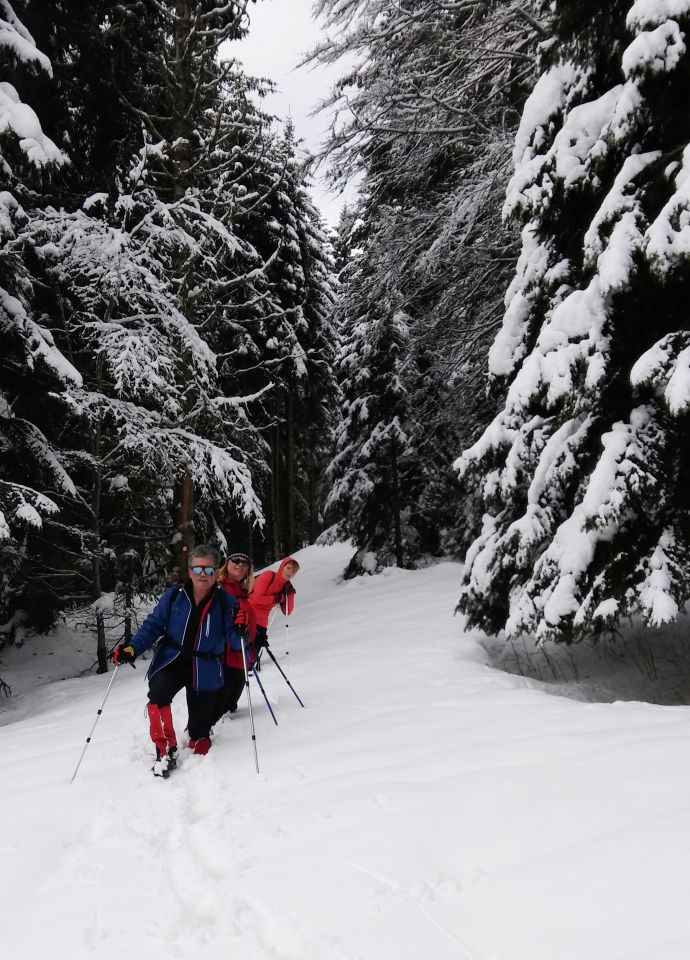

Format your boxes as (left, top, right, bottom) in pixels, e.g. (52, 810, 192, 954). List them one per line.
(227, 556, 250, 581)
(189, 557, 218, 591)
(283, 562, 298, 581)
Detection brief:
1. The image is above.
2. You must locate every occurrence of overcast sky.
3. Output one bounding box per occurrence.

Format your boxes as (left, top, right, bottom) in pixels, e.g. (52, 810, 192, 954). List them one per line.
(226, 0, 353, 226)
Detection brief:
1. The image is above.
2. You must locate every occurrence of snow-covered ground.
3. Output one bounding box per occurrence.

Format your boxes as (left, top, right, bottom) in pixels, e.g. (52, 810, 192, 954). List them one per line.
(1, 542, 690, 959)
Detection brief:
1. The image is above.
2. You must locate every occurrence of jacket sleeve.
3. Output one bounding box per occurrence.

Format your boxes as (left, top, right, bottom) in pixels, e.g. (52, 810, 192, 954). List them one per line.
(131, 586, 177, 656)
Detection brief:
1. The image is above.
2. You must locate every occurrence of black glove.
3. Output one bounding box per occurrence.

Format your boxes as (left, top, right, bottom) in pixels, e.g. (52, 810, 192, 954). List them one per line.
(113, 644, 136, 665)
(256, 636, 269, 649)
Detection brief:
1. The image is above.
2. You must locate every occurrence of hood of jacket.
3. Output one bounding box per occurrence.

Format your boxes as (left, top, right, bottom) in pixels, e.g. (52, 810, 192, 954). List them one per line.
(278, 556, 298, 576)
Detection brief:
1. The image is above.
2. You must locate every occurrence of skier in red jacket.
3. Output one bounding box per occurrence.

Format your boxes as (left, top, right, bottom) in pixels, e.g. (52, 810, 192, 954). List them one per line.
(249, 556, 299, 655)
(208, 549, 257, 725)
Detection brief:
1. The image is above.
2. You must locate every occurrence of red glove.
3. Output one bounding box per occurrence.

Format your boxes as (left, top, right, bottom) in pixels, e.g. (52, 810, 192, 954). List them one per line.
(234, 608, 248, 626)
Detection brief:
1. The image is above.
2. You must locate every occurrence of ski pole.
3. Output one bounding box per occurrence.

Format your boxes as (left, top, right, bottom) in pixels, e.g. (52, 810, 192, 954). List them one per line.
(240, 629, 260, 773)
(69, 664, 121, 784)
(264, 646, 305, 707)
(251, 666, 278, 726)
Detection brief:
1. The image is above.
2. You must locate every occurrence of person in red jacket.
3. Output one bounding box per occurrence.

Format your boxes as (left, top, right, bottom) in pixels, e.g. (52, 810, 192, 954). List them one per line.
(209, 548, 257, 725)
(249, 556, 299, 655)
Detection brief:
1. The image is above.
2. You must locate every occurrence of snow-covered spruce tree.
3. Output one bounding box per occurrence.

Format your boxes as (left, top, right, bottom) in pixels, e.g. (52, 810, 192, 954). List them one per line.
(27, 2, 267, 568)
(457, 0, 690, 641)
(235, 121, 338, 559)
(24, 179, 265, 667)
(0, 1, 78, 630)
(6, 1, 198, 644)
(287, 176, 339, 549)
(101, 1, 266, 574)
(325, 210, 427, 576)
(9, 4, 271, 663)
(116, 5, 335, 567)
(182, 78, 295, 561)
(17, 0, 167, 195)
(310, 0, 539, 561)
(19, 2, 336, 595)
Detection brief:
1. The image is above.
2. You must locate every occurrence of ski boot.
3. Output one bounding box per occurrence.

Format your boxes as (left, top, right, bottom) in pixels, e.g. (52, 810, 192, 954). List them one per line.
(152, 746, 177, 778)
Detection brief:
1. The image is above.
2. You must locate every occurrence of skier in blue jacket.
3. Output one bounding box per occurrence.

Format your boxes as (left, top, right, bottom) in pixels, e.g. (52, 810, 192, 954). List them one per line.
(114, 544, 245, 777)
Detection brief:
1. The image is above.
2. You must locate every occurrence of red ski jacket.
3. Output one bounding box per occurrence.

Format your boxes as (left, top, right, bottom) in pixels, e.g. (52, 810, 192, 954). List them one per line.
(220, 577, 257, 670)
(249, 556, 297, 628)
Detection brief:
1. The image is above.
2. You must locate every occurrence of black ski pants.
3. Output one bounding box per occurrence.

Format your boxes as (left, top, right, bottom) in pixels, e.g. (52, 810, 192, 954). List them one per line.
(210, 667, 246, 726)
(147, 656, 218, 741)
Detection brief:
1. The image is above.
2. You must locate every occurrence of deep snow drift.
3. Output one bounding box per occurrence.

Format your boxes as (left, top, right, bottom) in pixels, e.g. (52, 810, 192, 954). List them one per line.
(1, 542, 690, 960)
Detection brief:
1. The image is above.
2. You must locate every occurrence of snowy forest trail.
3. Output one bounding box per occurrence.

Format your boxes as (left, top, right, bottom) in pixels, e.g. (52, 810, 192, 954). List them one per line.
(2, 543, 690, 960)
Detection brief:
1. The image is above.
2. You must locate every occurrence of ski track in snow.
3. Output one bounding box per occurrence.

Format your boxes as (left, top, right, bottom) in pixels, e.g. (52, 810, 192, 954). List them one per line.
(2, 541, 690, 959)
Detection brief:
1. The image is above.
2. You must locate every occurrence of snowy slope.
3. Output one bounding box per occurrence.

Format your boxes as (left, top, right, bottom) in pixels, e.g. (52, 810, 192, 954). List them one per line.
(1, 542, 690, 960)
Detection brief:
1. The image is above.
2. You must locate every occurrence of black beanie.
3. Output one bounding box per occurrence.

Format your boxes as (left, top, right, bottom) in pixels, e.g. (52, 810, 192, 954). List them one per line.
(226, 549, 251, 563)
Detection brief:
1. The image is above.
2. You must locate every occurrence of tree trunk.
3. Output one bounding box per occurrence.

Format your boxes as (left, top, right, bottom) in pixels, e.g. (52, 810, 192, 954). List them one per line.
(175, 470, 195, 580)
(391, 451, 404, 568)
(96, 613, 108, 674)
(169, 3, 197, 579)
(123, 550, 134, 643)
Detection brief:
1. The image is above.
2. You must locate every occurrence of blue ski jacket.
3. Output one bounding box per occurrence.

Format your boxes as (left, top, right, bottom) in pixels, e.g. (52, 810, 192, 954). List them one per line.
(130, 583, 239, 691)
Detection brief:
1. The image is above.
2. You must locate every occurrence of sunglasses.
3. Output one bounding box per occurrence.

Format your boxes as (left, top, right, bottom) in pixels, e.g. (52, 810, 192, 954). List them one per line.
(228, 556, 250, 566)
(190, 565, 216, 575)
